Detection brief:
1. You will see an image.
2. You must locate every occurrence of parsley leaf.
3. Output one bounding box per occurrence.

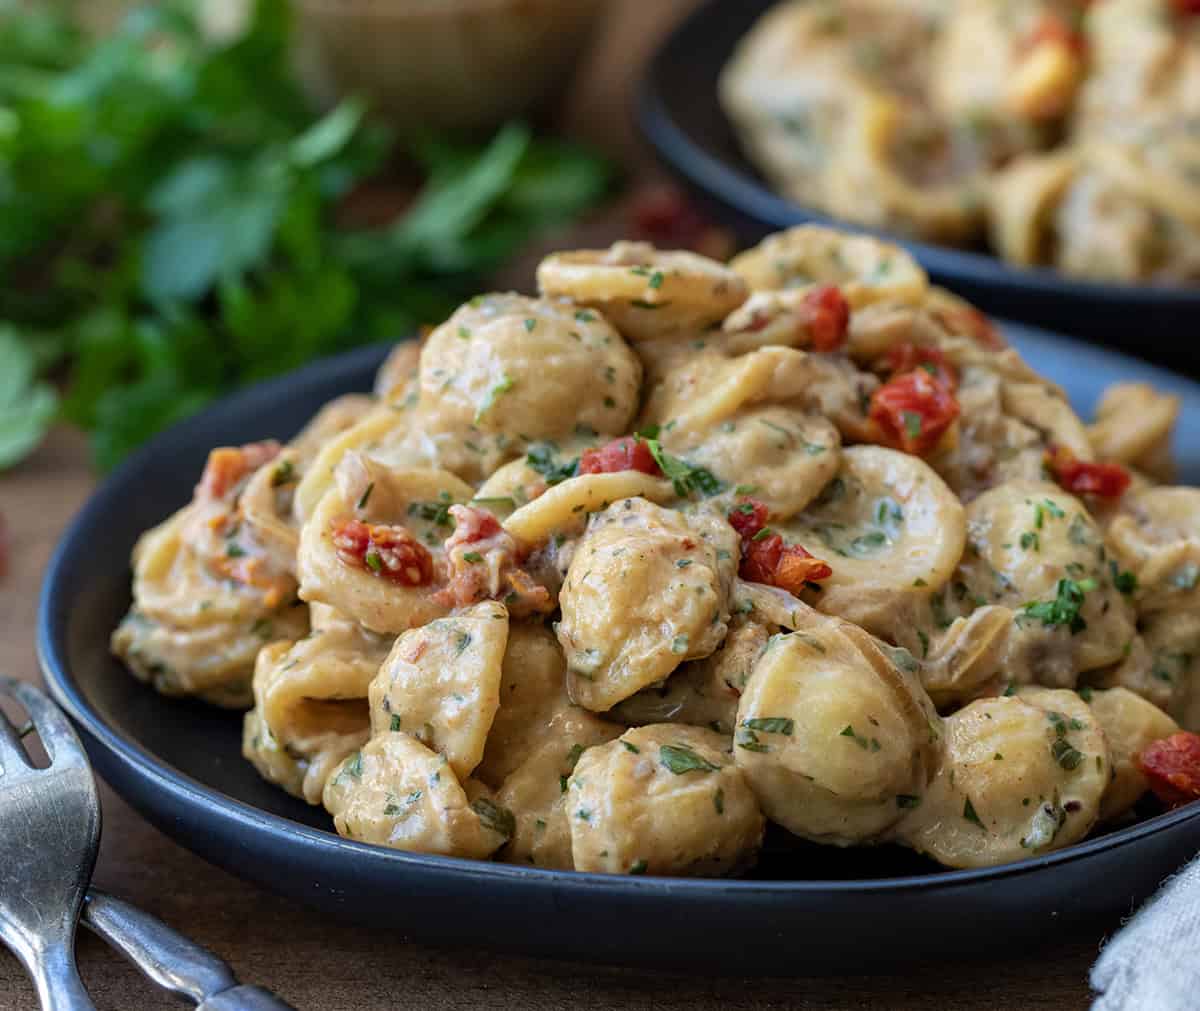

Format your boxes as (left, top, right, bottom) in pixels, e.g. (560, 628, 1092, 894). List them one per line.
(526, 443, 580, 485)
(470, 797, 516, 839)
(1020, 578, 1095, 634)
(659, 744, 719, 775)
(642, 438, 723, 497)
(742, 717, 794, 735)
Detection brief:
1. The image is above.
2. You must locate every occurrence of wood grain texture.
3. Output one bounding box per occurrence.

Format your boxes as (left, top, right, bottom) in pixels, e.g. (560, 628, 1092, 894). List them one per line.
(0, 2, 1100, 1007)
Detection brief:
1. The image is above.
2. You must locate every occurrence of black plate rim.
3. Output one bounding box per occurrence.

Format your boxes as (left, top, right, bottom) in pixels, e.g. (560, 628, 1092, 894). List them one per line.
(635, 0, 1200, 307)
(35, 334, 1200, 901)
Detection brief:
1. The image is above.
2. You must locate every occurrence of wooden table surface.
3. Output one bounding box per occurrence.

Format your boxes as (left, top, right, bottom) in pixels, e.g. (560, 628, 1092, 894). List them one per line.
(0, 2, 1103, 1007)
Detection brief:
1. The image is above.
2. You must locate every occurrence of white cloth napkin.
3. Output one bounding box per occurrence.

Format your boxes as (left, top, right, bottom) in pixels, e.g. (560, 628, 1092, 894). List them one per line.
(1091, 850, 1200, 1010)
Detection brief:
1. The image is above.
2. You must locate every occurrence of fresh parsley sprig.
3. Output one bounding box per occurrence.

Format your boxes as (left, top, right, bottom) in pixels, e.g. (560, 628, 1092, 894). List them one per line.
(0, 0, 612, 471)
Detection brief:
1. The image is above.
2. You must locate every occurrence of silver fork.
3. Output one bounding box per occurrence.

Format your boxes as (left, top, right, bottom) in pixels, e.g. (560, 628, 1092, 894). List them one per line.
(0, 676, 98, 1010)
(0, 677, 297, 1010)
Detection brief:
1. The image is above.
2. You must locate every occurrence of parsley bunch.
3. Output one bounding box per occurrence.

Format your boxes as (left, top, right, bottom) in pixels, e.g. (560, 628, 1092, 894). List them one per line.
(1, 1, 611, 470)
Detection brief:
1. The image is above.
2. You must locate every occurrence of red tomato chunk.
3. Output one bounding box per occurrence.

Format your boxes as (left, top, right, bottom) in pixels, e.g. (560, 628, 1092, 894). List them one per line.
(728, 499, 769, 540)
(331, 519, 434, 586)
(451, 504, 502, 542)
(868, 369, 960, 456)
(1046, 445, 1130, 499)
(196, 440, 281, 501)
(728, 498, 832, 594)
(579, 436, 662, 477)
(1137, 732, 1200, 808)
(742, 534, 833, 594)
(884, 343, 958, 392)
(801, 285, 851, 352)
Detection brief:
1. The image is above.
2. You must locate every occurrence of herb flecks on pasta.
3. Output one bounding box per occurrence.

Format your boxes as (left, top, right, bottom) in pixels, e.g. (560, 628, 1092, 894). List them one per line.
(114, 225, 1193, 876)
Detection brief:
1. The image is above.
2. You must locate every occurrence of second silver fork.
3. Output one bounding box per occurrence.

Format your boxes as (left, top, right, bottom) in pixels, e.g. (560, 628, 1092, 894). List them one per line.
(0, 676, 296, 1010)
(0, 676, 98, 1010)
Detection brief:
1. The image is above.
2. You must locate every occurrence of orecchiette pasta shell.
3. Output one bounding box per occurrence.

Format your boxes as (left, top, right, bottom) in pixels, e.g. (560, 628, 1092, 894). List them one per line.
(663, 405, 842, 522)
(734, 616, 940, 845)
(243, 708, 367, 806)
(1107, 487, 1200, 614)
(322, 734, 507, 859)
(568, 724, 764, 876)
(112, 506, 309, 707)
(896, 690, 1108, 869)
(611, 617, 770, 735)
(475, 622, 571, 788)
(1089, 383, 1179, 482)
(730, 225, 928, 307)
(495, 710, 623, 871)
(297, 475, 464, 635)
(822, 92, 983, 245)
(253, 609, 387, 749)
(556, 499, 739, 712)
(238, 448, 303, 579)
(289, 393, 379, 462)
(419, 292, 642, 439)
(641, 346, 876, 446)
(1000, 382, 1093, 461)
(957, 480, 1136, 684)
(295, 408, 407, 522)
(987, 151, 1078, 268)
(781, 446, 966, 641)
(920, 605, 1016, 710)
(369, 601, 509, 781)
(536, 241, 747, 342)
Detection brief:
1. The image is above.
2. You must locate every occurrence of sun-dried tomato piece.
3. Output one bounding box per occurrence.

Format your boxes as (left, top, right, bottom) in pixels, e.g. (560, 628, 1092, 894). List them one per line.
(728, 499, 769, 540)
(774, 543, 834, 591)
(728, 498, 831, 593)
(869, 369, 960, 456)
(1172, 0, 1200, 15)
(331, 518, 434, 586)
(1046, 445, 1131, 499)
(741, 533, 832, 594)
(1136, 732, 1200, 808)
(884, 343, 958, 392)
(196, 441, 281, 501)
(449, 504, 502, 543)
(579, 436, 662, 477)
(435, 505, 553, 617)
(801, 285, 851, 352)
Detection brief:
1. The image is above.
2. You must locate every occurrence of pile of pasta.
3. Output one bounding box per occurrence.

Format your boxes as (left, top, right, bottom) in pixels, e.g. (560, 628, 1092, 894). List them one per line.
(721, 0, 1200, 284)
(113, 224, 1200, 876)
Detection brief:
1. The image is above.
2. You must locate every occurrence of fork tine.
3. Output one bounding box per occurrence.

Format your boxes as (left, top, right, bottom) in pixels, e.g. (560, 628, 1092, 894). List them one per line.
(0, 678, 34, 773)
(0, 676, 86, 767)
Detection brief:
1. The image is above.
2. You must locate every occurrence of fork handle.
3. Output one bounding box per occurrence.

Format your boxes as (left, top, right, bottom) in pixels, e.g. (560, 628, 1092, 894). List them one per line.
(29, 940, 95, 1011)
(82, 891, 295, 1010)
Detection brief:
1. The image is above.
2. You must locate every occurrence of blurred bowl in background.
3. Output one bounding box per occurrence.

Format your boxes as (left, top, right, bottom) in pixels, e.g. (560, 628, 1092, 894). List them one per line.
(294, 0, 609, 132)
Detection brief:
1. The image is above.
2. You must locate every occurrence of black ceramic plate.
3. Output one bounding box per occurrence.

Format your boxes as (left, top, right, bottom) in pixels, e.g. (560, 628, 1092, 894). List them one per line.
(38, 329, 1200, 974)
(637, 0, 1200, 374)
